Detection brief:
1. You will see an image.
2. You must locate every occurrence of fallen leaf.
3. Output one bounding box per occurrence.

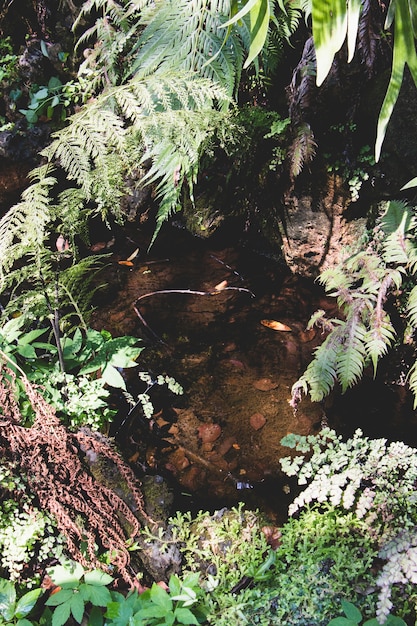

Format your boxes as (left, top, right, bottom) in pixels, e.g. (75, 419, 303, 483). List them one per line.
(261, 319, 292, 331)
(90, 241, 107, 252)
(253, 378, 278, 391)
(197, 423, 222, 443)
(118, 260, 134, 267)
(126, 247, 140, 261)
(214, 280, 228, 291)
(250, 412, 266, 430)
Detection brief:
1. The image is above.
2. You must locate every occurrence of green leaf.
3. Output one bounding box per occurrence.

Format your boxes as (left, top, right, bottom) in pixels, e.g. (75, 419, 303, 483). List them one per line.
(48, 76, 62, 90)
(312, 0, 348, 85)
(47, 561, 84, 586)
(34, 87, 49, 100)
(174, 607, 199, 625)
(18, 328, 48, 345)
(0, 579, 16, 621)
(101, 364, 126, 389)
(46, 589, 74, 606)
(244, 0, 270, 69)
(40, 40, 49, 57)
(15, 589, 43, 619)
(83, 585, 112, 607)
(341, 601, 362, 623)
(149, 584, 172, 611)
(70, 593, 85, 623)
(401, 175, 417, 189)
(347, 0, 362, 62)
(376, 0, 417, 160)
(88, 605, 104, 626)
(327, 619, 358, 626)
(84, 570, 114, 586)
(16, 344, 37, 359)
(16, 619, 34, 626)
(51, 601, 71, 626)
(222, 0, 261, 27)
(168, 576, 181, 597)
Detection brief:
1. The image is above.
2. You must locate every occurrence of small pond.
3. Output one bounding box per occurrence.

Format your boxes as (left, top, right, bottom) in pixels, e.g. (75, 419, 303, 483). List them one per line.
(90, 221, 417, 523)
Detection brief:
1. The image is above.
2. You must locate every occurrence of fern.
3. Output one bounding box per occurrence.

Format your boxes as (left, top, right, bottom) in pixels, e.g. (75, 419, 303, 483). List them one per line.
(5, 252, 107, 331)
(287, 122, 317, 180)
(292, 200, 417, 407)
(0, 166, 57, 289)
(127, 0, 242, 97)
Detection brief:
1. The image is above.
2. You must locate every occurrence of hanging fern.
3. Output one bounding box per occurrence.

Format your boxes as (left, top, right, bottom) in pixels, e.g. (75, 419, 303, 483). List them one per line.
(292, 200, 417, 408)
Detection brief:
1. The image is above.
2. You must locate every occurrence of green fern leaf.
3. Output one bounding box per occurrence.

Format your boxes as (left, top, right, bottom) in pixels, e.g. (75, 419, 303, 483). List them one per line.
(365, 317, 396, 377)
(336, 319, 367, 392)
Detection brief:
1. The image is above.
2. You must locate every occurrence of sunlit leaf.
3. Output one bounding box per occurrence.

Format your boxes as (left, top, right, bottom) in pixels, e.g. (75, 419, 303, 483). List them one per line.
(312, 0, 348, 86)
(376, 0, 417, 161)
(347, 0, 362, 61)
(244, 0, 271, 69)
(261, 319, 292, 331)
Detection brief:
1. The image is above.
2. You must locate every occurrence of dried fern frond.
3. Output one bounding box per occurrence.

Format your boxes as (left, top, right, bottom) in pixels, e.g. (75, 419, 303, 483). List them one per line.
(287, 122, 317, 180)
(0, 364, 152, 585)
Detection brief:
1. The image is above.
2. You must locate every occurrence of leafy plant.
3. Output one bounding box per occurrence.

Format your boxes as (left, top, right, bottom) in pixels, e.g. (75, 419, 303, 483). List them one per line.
(44, 560, 113, 626)
(0, 459, 65, 584)
(307, 0, 417, 162)
(19, 77, 70, 125)
(327, 600, 407, 626)
(106, 573, 207, 626)
(0, 578, 43, 626)
(0, 316, 143, 429)
(280, 428, 417, 622)
(291, 199, 417, 407)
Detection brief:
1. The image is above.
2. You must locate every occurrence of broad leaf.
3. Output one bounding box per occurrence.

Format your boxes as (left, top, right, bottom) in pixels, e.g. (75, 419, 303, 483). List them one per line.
(51, 602, 71, 626)
(149, 583, 173, 611)
(174, 607, 199, 625)
(244, 0, 270, 69)
(0, 579, 16, 621)
(376, 0, 417, 160)
(101, 364, 126, 389)
(341, 600, 362, 623)
(84, 570, 114, 586)
(15, 589, 44, 619)
(70, 592, 85, 624)
(312, 0, 348, 86)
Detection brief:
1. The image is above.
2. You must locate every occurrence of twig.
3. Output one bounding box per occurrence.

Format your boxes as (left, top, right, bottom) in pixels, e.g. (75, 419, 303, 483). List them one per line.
(133, 286, 255, 343)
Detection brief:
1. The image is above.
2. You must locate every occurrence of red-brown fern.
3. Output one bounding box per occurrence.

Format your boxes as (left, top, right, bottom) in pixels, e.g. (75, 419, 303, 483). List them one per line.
(0, 364, 154, 587)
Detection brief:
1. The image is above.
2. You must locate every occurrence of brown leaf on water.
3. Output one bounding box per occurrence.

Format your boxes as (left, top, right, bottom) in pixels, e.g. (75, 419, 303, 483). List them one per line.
(126, 247, 140, 261)
(214, 280, 228, 291)
(253, 378, 278, 391)
(250, 412, 266, 430)
(261, 319, 292, 331)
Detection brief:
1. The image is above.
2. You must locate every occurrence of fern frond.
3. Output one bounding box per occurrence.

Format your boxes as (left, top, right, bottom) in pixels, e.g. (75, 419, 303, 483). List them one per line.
(336, 318, 367, 392)
(407, 284, 417, 329)
(295, 330, 342, 402)
(365, 316, 396, 376)
(287, 122, 317, 180)
(357, 0, 381, 76)
(127, 0, 242, 97)
(407, 361, 417, 408)
(0, 167, 57, 288)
